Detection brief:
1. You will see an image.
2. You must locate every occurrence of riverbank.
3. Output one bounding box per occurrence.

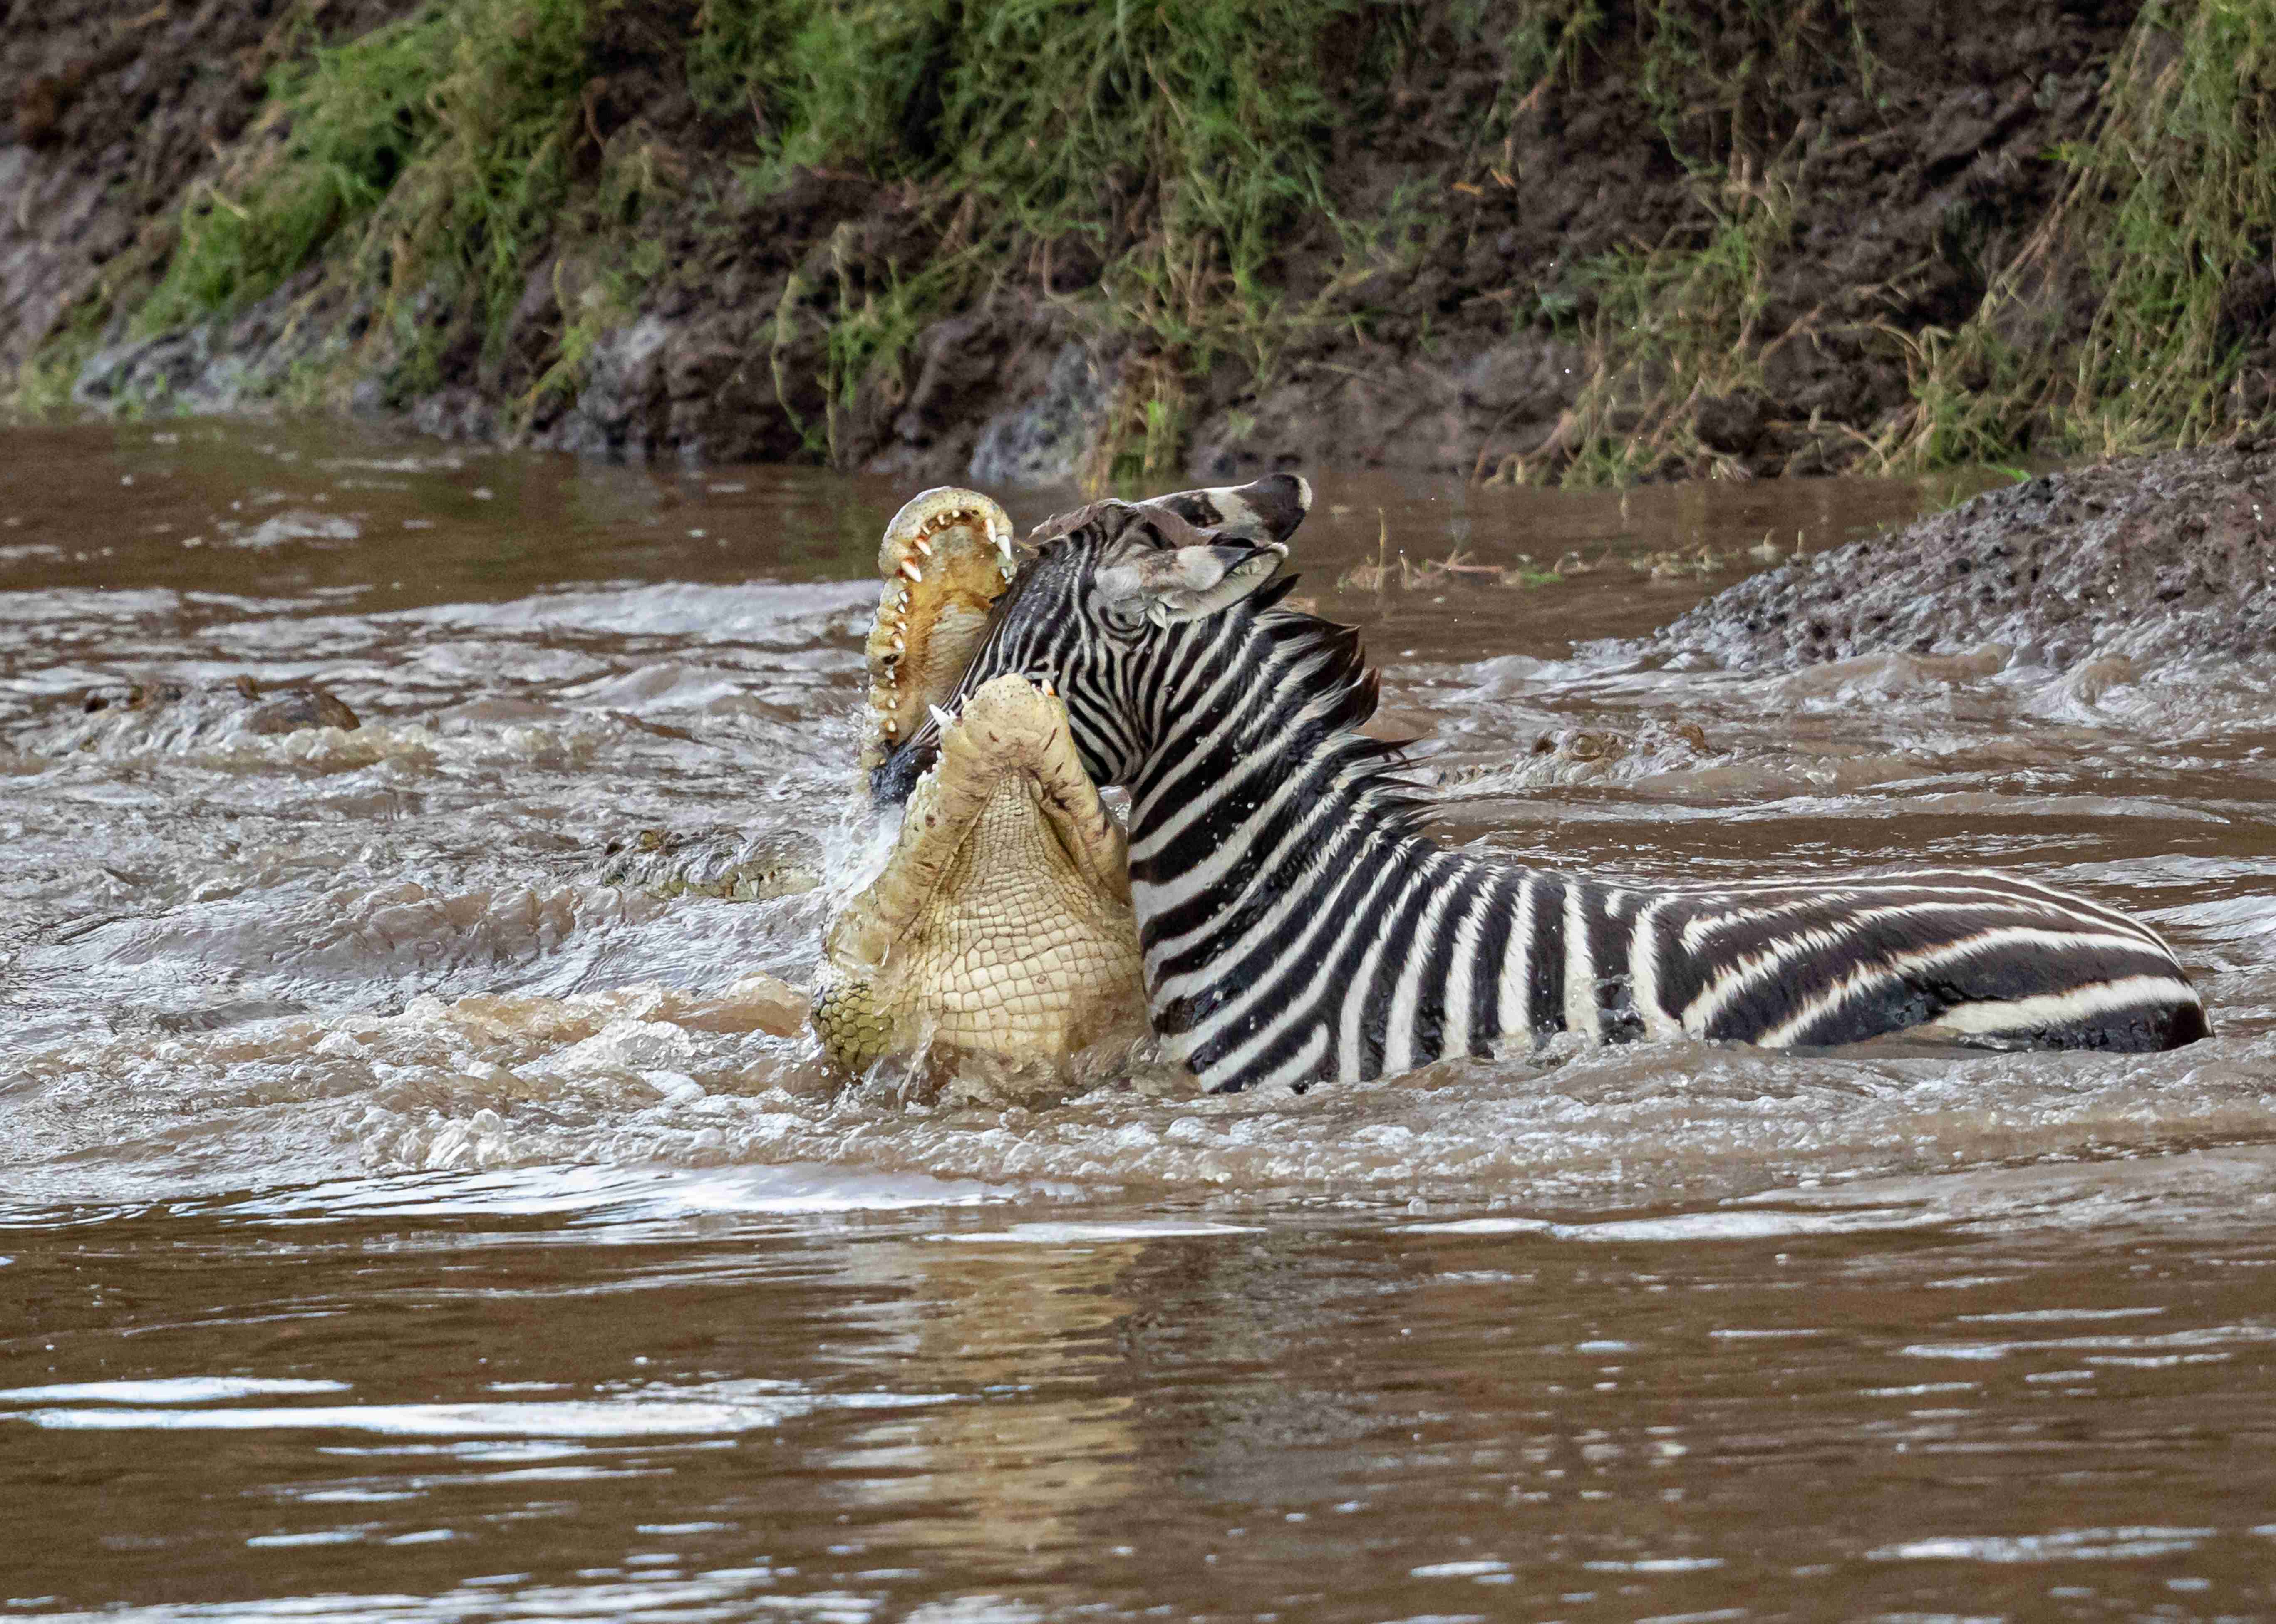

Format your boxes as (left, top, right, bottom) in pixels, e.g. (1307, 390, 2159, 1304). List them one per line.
(8, 0, 2274, 486)
(1644, 434, 2276, 672)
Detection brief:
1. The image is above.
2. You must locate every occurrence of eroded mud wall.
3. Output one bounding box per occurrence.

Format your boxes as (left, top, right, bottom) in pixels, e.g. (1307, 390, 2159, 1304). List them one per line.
(10, 0, 2268, 485)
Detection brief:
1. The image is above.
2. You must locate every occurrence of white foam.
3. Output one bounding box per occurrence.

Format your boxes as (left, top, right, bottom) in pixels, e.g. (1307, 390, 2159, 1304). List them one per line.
(5, 1380, 948, 1438)
(389, 580, 874, 640)
(1903, 1322, 2276, 1361)
(1407, 1207, 1936, 1242)
(229, 511, 361, 550)
(1956, 1307, 2164, 1324)
(1869, 1527, 2213, 1563)
(0, 1378, 350, 1403)
(15, 1578, 878, 1624)
(213, 1164, 1008, 1225)
(927, 1220, 1259, 1245)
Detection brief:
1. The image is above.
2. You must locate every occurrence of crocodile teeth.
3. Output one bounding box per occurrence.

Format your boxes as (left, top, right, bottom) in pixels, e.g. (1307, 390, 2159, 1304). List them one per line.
(928, 703, 957, 733)
(913, 536, 935, 558)
(900, 561, 923, 583)
(882, 717, 899, 735)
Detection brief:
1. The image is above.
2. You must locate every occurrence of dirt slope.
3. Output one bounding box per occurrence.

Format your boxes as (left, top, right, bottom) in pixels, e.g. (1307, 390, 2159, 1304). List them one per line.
(10, 0, 2245, 488)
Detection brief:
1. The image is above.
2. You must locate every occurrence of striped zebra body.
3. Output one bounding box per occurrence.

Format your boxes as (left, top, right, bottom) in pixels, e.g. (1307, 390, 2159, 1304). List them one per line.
(882, 474, 2208, 1093)
(1148, 855, 2201, 1093)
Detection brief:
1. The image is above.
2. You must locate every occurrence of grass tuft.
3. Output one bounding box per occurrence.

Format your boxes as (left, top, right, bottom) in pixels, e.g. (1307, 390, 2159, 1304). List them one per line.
(692, 0, 1353, 434)
(134, 0, 624, 408)
(2063, 0, 2276, 455)
(136, 8, 453, 334)
(1506, 0, 1873, 485)
(1531, 157, 1798, 485)
(1867, 0, 2276, 470)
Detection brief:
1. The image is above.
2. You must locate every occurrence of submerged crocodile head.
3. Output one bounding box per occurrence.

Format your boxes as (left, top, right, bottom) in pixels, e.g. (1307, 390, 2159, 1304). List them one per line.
(813, 488, 1148, 1088)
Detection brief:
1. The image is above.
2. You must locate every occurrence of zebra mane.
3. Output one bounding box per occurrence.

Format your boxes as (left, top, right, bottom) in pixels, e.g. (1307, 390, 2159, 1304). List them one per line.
(1246, 576, 1434, 839)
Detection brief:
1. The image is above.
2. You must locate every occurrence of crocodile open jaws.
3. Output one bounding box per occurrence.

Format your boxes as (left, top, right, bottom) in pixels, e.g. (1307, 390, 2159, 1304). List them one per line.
(812, 489, 1148, 1090)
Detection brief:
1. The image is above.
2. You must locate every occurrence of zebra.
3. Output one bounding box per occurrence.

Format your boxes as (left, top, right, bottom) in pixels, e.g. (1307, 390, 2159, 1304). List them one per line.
(873, 473, 2211, 1094)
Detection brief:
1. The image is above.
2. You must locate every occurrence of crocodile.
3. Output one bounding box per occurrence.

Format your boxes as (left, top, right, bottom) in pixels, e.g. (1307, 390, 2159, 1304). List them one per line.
(810, 488, 1148, 1086)
(45, 674, 360, 753)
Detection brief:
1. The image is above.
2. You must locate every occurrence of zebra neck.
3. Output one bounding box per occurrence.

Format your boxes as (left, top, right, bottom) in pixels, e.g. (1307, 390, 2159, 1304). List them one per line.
(1120, 613, 1473, 1088)
(1122, 613, 1423, 945)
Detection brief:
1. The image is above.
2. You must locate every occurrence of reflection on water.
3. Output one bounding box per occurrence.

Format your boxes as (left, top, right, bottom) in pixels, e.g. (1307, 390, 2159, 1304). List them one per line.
(3, 419, 2275, 1621)
(6, 1179, 2276, 1621)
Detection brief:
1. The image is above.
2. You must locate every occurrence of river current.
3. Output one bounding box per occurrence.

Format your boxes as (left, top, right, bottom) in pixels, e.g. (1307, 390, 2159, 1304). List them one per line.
(3, 420, 2273, 1620)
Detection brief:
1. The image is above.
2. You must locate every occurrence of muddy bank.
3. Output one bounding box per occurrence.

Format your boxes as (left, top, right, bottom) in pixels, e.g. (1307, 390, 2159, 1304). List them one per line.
(1641, 441, 2276, 673)
(16, 0, 2266, 485)
(0, 0, 416, 381)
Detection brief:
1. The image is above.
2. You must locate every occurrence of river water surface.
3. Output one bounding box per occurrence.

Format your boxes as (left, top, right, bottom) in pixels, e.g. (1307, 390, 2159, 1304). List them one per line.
(3, 421, 2274, 1621)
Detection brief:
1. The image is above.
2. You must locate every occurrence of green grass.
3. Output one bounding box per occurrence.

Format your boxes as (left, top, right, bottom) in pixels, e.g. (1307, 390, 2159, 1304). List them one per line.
(136, 8, 454, 334)
(2063, 0, 2276, 455)
(691, 0, 952, 176)
(1491, 0, 1874, 485)
(131, 0, 621, 409)
(1507, 0, 2276, 483)
(693, 0, 1353, 400)
(1530, 162, 1795, 485)
(1859, 0, 2276, 471)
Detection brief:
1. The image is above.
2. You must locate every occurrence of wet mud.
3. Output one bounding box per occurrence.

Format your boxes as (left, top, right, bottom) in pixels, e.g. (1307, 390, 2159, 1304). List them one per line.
(1649, 440, 2276, 672)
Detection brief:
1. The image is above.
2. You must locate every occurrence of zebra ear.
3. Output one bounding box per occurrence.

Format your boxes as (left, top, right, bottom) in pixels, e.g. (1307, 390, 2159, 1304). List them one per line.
(1094, 541, 1282, 626)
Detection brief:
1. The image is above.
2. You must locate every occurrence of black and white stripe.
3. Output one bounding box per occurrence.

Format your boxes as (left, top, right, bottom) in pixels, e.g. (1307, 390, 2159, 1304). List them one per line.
(876, 475, 2209, 1093)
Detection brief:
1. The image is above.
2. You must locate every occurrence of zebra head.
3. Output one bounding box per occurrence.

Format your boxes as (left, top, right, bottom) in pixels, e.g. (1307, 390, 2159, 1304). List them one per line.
(870, 473, 1312, 802)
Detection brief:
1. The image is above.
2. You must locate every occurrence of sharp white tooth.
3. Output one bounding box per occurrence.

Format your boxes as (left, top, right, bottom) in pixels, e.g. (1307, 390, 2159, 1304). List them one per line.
(890, 633, 905, 650)
(913, 537, 934, 557)
(928, 704, 957, 733)
(883, 718, 899, 734)
(900, 561, 923, 583)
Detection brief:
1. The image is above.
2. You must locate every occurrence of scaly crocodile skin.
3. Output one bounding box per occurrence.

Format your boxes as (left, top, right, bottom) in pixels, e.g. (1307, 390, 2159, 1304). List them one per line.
(814, 490, 1148, 1082)
(858, 487, 1017, 773)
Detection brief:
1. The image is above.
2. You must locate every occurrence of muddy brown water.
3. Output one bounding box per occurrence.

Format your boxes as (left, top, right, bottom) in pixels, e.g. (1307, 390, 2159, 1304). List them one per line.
(4, 421, 2275, 1622)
